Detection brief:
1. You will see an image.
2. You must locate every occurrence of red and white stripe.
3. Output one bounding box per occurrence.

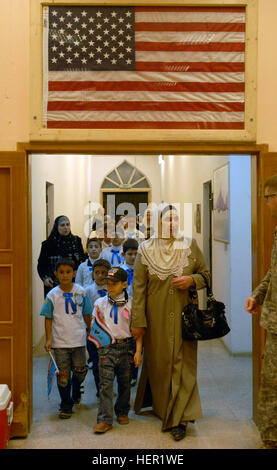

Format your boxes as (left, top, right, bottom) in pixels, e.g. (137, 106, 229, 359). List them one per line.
(45, 6, 245, 130)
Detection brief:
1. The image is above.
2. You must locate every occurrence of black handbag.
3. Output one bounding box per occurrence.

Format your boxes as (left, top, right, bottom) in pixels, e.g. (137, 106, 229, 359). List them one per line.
(181, 273, 230, 341)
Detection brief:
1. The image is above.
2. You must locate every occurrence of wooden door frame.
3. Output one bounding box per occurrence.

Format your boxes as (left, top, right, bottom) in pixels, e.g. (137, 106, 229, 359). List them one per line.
(0, 152, 32, 437)
(19, 140, 268, 426)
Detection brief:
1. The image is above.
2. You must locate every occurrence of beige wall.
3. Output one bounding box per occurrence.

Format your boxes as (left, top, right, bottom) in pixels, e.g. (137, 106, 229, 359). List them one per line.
(0, 1, 277, 150)
(256, 1, 277, 150)
(0, 0, 29, 150)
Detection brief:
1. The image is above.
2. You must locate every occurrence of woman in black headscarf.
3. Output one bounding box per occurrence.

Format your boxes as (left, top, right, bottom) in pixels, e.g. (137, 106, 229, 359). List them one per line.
(37, 215, 85, 297)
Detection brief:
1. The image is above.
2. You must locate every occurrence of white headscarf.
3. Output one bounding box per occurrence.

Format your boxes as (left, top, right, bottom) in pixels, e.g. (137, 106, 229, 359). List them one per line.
(138, 203, 192, 280)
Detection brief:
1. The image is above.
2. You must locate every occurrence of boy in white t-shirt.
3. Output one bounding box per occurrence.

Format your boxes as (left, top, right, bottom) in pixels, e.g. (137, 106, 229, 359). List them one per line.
(92, 267, 142, 434)
(40, 258, 92, 419)
(121, 238, 139, 298)
(101, 227, 125, 267)
(75, 237, 102, 287)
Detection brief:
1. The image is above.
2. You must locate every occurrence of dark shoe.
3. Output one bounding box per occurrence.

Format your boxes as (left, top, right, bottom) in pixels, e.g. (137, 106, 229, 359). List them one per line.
(130, 380, 137, 387)
(93, 422, 113, 433)
(59, 409, 72, 419)
(117, 415, 129, 425)
(170, 424, 187, 441)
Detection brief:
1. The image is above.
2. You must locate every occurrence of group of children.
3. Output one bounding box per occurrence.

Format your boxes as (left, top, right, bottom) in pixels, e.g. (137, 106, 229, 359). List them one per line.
(40, 232, 142, 433)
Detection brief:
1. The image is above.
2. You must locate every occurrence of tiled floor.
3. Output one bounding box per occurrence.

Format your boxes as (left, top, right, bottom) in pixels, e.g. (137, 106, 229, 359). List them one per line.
(8, 339, 262, 449)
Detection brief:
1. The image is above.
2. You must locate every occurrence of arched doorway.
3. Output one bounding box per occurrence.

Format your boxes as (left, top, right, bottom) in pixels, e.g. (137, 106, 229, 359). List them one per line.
(100, 159, 152, 222)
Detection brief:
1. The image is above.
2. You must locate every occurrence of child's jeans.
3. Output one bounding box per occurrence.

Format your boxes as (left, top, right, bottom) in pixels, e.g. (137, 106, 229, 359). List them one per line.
(130, 338, 138, 381)
(54, 346, 87, 412)
(87, 340, 100, 396)
(97, 338, 133, 424)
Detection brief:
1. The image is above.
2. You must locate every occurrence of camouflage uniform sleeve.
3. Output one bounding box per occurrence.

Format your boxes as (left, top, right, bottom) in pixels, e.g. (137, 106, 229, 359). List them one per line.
(252, 268, 271, 305)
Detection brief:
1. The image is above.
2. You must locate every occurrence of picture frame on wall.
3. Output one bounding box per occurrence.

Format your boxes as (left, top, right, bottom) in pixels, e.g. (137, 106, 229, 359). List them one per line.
(30, 0, 257, 143)
(213, 163, 229, 243)
(196, 204, 201, 233)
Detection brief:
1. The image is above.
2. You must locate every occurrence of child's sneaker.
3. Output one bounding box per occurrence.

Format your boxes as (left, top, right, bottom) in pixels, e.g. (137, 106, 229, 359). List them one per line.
(117, 415, 129, 425)
(93, 422, 113, 433)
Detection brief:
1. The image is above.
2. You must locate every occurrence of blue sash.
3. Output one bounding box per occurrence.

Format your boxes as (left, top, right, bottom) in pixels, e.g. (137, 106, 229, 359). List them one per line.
(97, 289, 107, 297)
(126, 268, 134, 285)
(111, 249, 121, 264)
(63, 293, 77, 314)
(110, 304, 118, 324)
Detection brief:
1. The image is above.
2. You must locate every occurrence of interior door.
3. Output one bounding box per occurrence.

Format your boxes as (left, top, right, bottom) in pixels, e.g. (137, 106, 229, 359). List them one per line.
(253, 152, 277, 420)
(0, 152, 31, 437)
(103, 191, 149, 223)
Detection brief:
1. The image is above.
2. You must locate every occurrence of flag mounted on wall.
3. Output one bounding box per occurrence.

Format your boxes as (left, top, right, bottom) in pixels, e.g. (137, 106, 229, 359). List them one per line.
(43, 5, 245, 130)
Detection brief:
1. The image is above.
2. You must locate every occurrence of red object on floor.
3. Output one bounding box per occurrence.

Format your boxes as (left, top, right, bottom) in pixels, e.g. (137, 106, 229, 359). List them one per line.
(0, 385, 13, 449)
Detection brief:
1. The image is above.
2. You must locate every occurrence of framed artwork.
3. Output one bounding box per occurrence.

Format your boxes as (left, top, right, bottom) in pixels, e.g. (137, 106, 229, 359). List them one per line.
(30, 0, 257, 142)
(196, 204, 201, 233)
(213, 163, 229, 243)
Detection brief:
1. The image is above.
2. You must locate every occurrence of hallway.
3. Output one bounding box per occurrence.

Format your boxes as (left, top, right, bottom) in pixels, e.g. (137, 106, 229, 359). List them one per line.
(8, 339, 261, 450)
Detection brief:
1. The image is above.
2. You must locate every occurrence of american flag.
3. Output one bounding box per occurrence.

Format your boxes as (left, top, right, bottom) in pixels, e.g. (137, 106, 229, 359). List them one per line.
(43, 5, 245, 130)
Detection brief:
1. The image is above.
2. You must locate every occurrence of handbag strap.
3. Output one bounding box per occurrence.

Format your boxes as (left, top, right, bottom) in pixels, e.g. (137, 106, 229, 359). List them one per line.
(198, 272, 214, 298)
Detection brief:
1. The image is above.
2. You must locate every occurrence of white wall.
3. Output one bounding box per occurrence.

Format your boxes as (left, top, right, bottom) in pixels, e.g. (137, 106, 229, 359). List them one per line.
(213, 156, 252, 354)
(229, 155, 252, 353)
(88, 154, 161, 220)
(161, 154, 229, 248)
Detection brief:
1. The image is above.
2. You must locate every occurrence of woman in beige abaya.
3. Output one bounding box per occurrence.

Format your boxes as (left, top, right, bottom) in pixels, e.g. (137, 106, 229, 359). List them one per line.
(131, 204, 210, 441)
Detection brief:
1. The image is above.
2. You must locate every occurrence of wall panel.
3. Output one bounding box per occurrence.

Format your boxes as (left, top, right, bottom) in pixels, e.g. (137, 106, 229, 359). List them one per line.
(0, 265, 12, 322)
(0, 168, 11, 250)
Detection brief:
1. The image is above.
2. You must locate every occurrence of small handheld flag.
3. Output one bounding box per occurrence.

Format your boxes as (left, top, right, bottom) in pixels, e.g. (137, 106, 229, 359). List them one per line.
(47, 351, 59, 399)
(88, 307, 114, 348)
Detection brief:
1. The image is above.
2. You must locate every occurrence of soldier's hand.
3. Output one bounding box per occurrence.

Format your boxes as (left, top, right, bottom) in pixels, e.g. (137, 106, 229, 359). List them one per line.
(244, 296, 259, 315)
